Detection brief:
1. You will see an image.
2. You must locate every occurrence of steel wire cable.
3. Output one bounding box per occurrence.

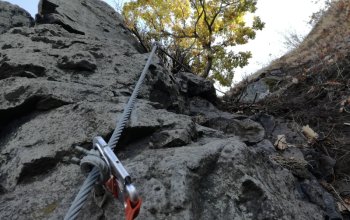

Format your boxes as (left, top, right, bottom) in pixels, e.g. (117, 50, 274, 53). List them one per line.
(108, 44, 158, 149)
(64, 44, 158, 220)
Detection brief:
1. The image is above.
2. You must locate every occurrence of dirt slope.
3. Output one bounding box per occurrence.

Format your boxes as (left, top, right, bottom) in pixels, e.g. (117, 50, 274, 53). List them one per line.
(225, 1, 350, 217)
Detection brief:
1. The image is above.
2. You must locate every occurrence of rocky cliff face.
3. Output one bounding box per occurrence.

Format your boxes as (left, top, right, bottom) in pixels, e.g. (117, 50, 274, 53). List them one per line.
(0, 0, 342, 219)
(0, 1, 34, 34)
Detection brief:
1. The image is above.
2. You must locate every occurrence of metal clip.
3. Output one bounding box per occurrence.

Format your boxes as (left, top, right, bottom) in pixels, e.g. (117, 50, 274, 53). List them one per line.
(92, 137, 140, 204)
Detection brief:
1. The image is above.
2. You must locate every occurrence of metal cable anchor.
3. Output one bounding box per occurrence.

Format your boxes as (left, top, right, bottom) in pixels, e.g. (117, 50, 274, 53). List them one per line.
(79, 136, 141, 220)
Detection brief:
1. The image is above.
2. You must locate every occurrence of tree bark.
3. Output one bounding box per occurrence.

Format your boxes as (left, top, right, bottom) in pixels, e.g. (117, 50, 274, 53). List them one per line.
(202, 54, 213, 79)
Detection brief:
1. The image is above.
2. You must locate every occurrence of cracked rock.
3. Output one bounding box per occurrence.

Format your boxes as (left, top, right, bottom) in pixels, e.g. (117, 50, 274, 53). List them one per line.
(57, 51, 97, 71)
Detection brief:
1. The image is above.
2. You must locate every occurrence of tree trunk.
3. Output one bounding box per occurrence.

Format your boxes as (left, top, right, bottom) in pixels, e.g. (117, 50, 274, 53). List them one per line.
(201, 55, 213, 79)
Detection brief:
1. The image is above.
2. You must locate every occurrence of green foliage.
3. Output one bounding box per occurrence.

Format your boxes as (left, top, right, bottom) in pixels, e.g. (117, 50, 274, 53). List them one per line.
(123, 0, 264, 86)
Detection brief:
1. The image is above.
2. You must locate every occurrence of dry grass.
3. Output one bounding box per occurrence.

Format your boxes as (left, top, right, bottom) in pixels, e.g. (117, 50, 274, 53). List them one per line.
(225, 0, 350, 100)
(271, 0, 350, 71)
(222, 2, 350, 212)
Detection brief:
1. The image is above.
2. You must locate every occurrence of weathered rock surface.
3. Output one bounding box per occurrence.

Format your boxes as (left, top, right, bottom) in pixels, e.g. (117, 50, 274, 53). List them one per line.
(239, 78, 270, 103)
(0, 1, 34, 34)
(0, 0, 342, 220)
(177, 72, 217, 103)
(36, 0, 142, 51)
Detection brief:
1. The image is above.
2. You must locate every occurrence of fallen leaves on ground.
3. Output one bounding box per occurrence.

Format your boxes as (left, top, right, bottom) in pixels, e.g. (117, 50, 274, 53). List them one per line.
(302, 125, 319, 144)
(274, 135, 288, 150)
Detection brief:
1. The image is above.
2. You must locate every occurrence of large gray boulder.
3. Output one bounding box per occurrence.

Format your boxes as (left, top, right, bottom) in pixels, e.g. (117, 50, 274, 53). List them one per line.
(0, 1, 342, 220)
(36, 0, 143, 51)
(78, 138, 332, 220)
(0, 1, 34, 34)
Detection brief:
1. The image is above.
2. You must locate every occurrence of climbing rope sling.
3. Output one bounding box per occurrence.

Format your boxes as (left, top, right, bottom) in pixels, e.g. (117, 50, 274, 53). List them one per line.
(64, 43, 158, 220)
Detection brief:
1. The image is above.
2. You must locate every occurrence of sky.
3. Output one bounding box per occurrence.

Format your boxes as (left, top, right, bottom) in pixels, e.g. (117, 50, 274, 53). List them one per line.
(231, 0, 326, 83)
(6, 0, 326, 88)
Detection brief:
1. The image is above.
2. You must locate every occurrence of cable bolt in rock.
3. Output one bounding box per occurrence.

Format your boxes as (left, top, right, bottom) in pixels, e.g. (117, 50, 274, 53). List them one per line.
(64, 43, 158, 220)
(79, 137, 141, 220)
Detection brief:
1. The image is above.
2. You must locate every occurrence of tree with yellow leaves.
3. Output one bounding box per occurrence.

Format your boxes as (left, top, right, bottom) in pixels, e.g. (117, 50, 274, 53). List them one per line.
(123, 0, 264, 86)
